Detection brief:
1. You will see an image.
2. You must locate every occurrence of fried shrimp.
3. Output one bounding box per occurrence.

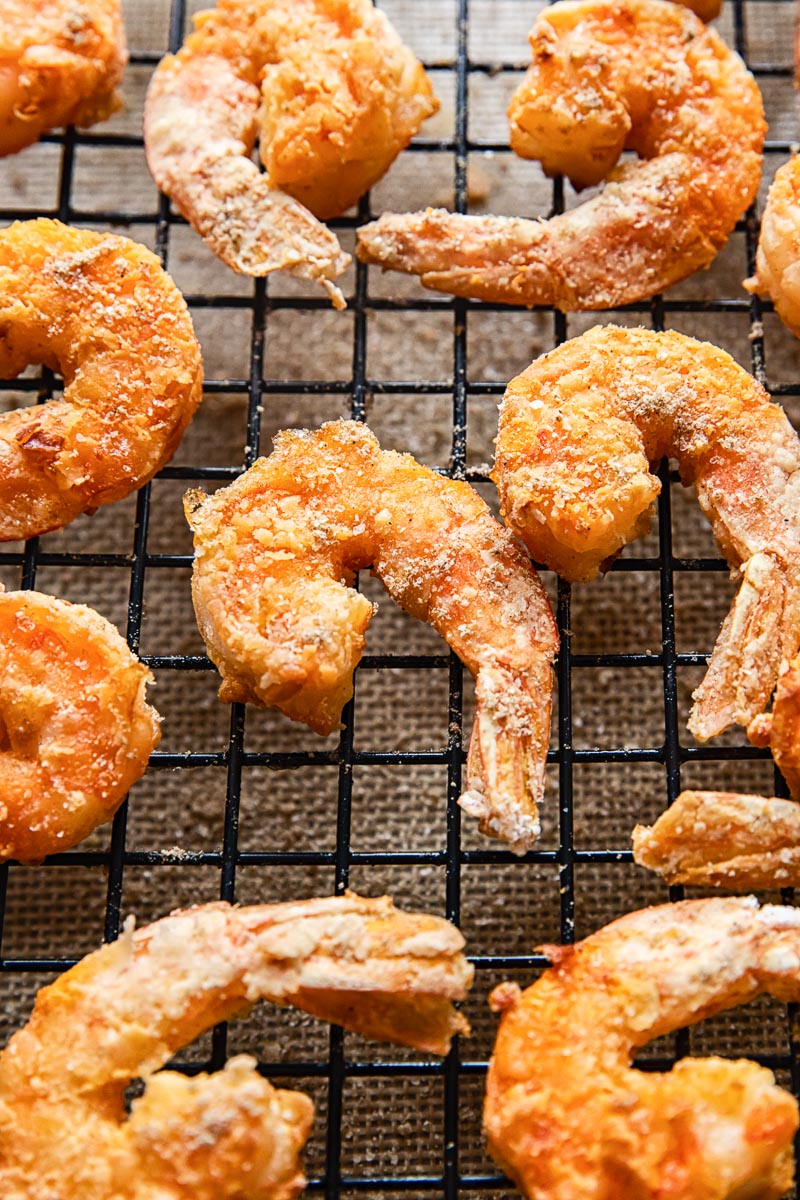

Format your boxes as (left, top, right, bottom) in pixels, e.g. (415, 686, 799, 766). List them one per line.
(745, 156, 800, 338)
(0, 0, 127, 157)
(144, 0, 438, 310)
(0, 892, 473, 1199)
(185, 421, 558, 854)
(492, 325, 800, 741)
(0, 219, 203, 541)
(0, 589, 160, 863)
(485, 896, 800, 1200)
(633, 790, 800, 888)
(357, 0, 764, 311)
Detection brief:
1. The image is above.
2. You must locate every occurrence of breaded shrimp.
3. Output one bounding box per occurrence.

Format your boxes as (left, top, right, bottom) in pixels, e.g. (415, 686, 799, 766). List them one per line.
(0, 219, 203, 541)
(0, 589, 160, 863)
(485, 896, 800, 1200)
(745, 156, 800, 338)
(0, 0, 127, 157)
(185, 421, 558, 854)
(0, 892, 473, 1199)
(357, 0, 764, 311)
(492, 325, 800, 741)
(633, 790, 800, 888)
(144, 0, 438, 310)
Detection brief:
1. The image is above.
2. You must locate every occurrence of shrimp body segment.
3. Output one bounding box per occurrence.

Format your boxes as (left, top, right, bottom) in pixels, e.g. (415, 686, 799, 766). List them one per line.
(0, 590, 160, 863)
(0, 893, 472, 1199)
(633, 790, 800, 889)
(144, 0, 438, 308)
(0, 220, 203, 541)
(745, 156, 800, 339)
(185, 421, 559, 854)
(357, 0, 764, 311)
(0, 0, 127, 157)
(485, 896, 800, 1200)
(493, 325, 800, 741)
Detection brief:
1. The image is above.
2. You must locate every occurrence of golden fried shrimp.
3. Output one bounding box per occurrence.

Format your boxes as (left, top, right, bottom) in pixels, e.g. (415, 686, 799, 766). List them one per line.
(357, 0, 764, 311)
(144, 0, 438, 310)
(493, 325, 800, 742)
(185, 421, 558, 854)
(0, 588, 160, 863)
(745, 156, 800, 338)
(485, 896, 800, 1200)
(0, 219, 203, 541)
(0, 0, 127, 157)
(0, 892, 472, 1199)
(633, 790, 800, 888)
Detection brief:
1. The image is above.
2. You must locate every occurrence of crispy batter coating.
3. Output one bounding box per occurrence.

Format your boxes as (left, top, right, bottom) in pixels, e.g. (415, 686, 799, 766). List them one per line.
(185, 420, 558, 854)
(0, 589, 160, 863)
(746, 156, 800, 339)
(492, 325, 800, 741)
(357, 0, 764, 311)
(0, 0, 127, 156)
(633, 790, 800, 888)
(144, 0, 437, 308)
(485, 896, 800, 1200)
(0, 219, 203, 541)
(0, 893, 472, 1198)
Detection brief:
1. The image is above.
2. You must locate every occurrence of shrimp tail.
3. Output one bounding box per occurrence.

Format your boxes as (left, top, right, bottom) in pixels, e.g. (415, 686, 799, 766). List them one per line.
(460, 663, 552, 854)
(689, 552, 788, 739)
(189, 155, 351, 308)
(357, 209, 563, 307)
(145, 53, 350, 309)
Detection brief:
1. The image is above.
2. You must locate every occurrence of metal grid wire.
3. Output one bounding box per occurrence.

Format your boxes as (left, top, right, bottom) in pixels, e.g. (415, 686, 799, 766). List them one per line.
(0, 0, 799, 1194)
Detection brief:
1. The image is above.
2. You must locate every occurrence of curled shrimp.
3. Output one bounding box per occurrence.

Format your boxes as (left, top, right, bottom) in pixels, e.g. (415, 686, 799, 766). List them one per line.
(144, 0, 438, 310)
(0, 588, 160, 863)
(486, 896, 800, 1200)
(633, 790, 800, 888)
(492, 324, 800, 742)
(745, 156, 800, 338)
(0, 892, 472, 1198)
(0, 0, 127, 157)
(0, 219, 203, 541)
(184, 420, 558, 854)
(357, 0, 764, 311)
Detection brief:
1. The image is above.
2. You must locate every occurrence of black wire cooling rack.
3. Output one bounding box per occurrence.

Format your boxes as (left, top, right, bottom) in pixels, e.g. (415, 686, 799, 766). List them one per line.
(1, 0, 800, 1194)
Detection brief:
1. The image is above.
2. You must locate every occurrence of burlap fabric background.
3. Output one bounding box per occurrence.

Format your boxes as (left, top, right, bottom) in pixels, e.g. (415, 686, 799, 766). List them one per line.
(0, 0, 799, 1192)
